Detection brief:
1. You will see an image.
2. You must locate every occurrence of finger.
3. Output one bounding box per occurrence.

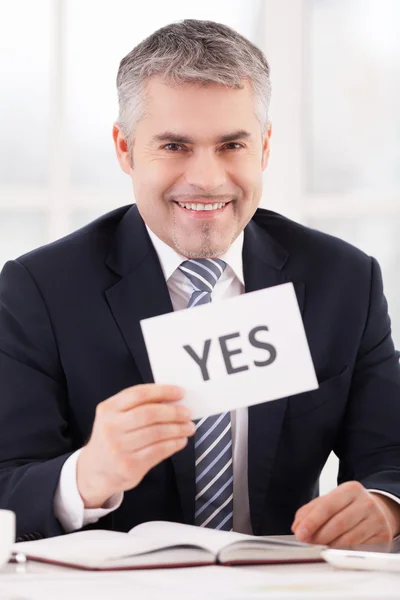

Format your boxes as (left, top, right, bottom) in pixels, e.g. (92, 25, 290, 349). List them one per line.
(293, 483, 364, 541)
(122, 422, 196, 452)
(111, 384, 186, 412)
(121, 402, 193, 431)
(328, 517, 391, 548)
(348, 533, 392, 550)
(304, 501, 367, 545)
(293, 481, 366, 530)
(292, 497, 320, 531)
(135, 437, 188, 471)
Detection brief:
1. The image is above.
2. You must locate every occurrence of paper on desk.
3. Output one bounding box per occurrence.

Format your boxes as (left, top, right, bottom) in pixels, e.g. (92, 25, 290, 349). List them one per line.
(141, 283, 318, 419)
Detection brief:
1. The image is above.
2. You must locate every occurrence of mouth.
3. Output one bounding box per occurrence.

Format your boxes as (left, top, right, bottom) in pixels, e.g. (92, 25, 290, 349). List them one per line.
(173, 200, 231, 218)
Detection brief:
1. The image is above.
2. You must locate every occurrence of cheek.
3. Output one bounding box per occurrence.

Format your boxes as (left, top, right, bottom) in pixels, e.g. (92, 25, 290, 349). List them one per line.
(134, 158, 183, 197)
(229, 161, 263, 199)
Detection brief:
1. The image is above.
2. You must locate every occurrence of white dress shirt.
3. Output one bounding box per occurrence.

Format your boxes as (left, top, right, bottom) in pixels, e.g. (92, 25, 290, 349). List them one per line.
(54, 226, 399, 534)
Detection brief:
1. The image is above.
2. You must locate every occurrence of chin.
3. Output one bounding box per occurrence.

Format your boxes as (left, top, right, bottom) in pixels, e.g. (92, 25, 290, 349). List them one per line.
(172, 236, 231, 259)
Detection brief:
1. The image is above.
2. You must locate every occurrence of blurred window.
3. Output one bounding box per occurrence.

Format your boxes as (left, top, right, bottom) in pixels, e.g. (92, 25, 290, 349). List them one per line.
(306, 0, 400, 346)
(0, 0, 264, 266)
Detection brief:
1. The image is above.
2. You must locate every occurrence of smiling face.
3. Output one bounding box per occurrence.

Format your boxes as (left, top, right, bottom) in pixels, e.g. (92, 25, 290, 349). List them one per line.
(113, 77, 271, 258)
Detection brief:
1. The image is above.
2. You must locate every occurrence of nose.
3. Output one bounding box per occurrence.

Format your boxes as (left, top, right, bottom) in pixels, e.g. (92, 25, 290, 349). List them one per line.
(184, 150, 227, 191)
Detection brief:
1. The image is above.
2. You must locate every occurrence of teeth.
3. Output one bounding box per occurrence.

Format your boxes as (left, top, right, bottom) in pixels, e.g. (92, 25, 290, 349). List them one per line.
(177, 202, 226, 211)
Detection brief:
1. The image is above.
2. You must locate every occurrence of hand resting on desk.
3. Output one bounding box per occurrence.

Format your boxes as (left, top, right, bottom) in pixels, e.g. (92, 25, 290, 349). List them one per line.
(292, 481, 400, 547)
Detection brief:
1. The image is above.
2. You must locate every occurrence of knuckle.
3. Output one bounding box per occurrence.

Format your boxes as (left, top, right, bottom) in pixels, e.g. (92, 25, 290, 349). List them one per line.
(174, 406, 189, 421)
(142, 445, 157, 461)
(165, 438, 186, 454)
(141, 436, 187, 467)
(346, 481, 364, 495)
(317, 504, 330, 522)
(132, 386, 147, 404)
(340, 531, 357, 546)
(178, 423, 189, 435)
(165, 424, 177, 438)
(138, 427, 157, 447)
(95, 401, 108, 419)
(305, 516, 319, 531)
(157, 423, 183, 440)
(295, 508, 305, 521)
(141, 405, 155, 423)
(152, 424, 165, 440)
(162, 438, 176, 452)
(306, 507, 329, 532)
(163, 406, 179, 424)
(180, 423, 191, 436)
(101, 415, 117, 437)
(139, 445, 160, 467)
(334, 516, 345, 532)
(109, 436, 123, 456)
(174, 437, 187, 449)
(137, 428, 152, 446)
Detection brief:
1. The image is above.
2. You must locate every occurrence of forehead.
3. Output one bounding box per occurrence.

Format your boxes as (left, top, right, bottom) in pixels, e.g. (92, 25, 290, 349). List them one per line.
(139, 77, 259, 135)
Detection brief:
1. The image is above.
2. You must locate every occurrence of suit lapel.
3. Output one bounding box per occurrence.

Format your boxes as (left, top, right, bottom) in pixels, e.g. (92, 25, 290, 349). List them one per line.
(243, 218, 304, 534)
(105, 205, 195, 524)
(105, 206, 173, 384)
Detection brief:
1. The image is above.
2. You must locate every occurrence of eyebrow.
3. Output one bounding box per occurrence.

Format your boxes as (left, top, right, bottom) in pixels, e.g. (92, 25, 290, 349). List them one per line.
(152, 130, 252, 144)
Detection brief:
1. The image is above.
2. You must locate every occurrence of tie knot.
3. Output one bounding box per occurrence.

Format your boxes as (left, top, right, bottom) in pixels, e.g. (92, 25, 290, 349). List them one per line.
(179, 258, 226, 293)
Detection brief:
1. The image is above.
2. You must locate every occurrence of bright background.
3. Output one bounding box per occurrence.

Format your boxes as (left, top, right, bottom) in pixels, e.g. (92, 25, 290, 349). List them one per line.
(1, 0, 399, 495)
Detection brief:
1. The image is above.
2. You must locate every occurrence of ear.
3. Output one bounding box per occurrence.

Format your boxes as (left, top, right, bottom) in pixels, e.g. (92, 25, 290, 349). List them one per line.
(112, 123, 133, 174)
(261, 123, 272, 171)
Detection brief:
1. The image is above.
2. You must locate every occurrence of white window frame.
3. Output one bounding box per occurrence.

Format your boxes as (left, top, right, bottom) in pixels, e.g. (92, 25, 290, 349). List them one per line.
(0, 0, 129, 242)
(262, 0, 400, 222)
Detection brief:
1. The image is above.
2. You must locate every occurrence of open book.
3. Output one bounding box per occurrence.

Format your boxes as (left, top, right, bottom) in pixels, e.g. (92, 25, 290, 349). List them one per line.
(13, 521, 325, 571)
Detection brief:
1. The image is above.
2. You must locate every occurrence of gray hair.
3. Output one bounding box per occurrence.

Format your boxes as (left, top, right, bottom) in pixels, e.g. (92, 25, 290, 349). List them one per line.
(116, 19, 271, 143)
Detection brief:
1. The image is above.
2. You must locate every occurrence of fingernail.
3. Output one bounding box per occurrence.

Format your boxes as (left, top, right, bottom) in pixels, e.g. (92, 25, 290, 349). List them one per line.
(296, 526, 310, 542)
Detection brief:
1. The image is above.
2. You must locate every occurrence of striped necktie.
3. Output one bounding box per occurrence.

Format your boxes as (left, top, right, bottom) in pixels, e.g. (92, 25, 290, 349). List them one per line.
(178, 258, 234, 531)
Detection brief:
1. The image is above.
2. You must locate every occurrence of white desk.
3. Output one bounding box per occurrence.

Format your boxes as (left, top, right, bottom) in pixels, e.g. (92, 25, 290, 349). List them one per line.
(0, 560, 399, 599)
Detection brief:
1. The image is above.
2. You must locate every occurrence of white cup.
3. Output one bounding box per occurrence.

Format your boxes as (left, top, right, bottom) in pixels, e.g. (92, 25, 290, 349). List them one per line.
(0, 510, 16, 568)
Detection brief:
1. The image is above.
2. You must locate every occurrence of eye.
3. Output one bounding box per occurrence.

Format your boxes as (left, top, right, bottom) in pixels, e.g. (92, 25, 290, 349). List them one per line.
(221, 142, 244, 151)
(162, 143, 185, 152)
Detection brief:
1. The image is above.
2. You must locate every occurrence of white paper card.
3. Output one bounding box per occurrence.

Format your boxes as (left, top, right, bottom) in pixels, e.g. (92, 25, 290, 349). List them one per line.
(140, 283, 318, 419)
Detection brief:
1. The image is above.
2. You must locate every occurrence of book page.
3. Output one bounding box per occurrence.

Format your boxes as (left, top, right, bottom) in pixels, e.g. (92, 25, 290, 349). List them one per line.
(130, 521, 253, 554)
(13, 529, 208, 567)
(131, 521, 324, 560)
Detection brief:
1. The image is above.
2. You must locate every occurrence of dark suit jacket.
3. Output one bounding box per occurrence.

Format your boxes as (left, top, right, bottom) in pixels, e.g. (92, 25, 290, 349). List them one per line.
(1, 204, 400, 541)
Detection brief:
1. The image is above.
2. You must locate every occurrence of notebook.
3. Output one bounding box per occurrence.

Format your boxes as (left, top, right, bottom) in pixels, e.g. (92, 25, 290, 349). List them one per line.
(13, 520, 325, 571)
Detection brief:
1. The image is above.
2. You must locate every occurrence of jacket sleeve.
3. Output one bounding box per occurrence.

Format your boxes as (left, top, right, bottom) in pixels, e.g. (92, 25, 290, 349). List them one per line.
(335, 257, 400, 496)
(0, 259, 74, 539)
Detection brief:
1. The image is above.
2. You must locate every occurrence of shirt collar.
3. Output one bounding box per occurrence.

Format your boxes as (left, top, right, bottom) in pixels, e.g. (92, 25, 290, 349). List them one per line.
(146, 225, 245, 285)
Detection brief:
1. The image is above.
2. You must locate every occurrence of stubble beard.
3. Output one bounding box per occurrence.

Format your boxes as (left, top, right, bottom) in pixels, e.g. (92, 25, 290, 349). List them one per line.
(171, 206, 238, 259)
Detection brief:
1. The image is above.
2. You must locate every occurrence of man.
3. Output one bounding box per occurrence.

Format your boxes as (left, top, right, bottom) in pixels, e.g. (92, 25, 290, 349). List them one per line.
(1, 19, 400, 546)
